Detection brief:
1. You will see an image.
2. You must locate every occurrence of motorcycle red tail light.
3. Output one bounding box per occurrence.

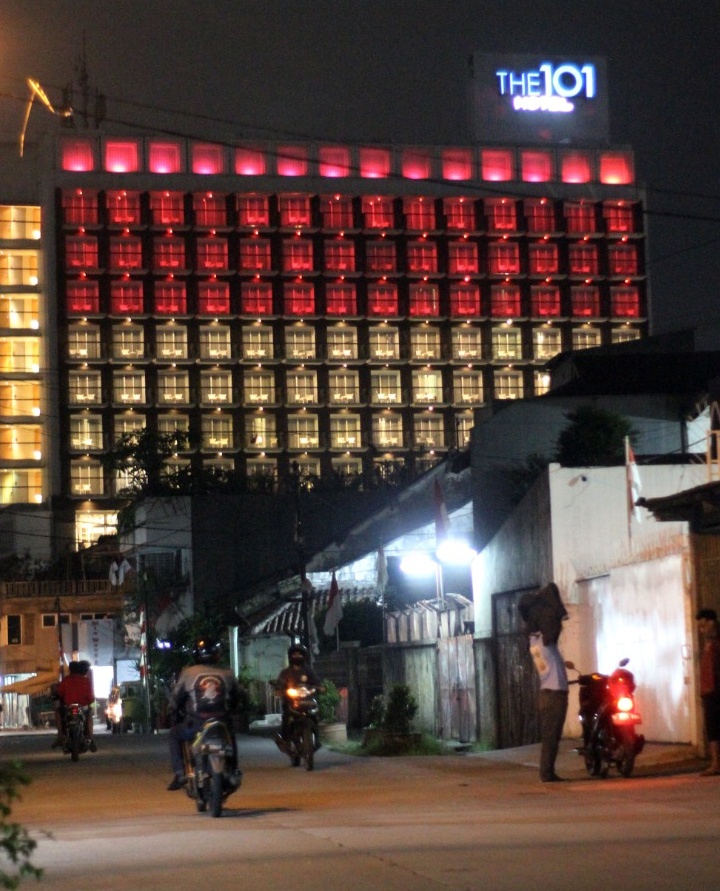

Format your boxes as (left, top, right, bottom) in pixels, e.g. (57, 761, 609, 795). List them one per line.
(617, 695, 634, 712)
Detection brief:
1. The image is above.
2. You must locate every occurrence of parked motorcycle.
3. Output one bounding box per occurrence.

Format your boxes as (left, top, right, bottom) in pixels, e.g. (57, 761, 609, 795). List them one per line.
(62, 703, 91, 762)
(274, 684, 320, 771)
(566, 658, 645, 778)
(181, 718, 241, 818)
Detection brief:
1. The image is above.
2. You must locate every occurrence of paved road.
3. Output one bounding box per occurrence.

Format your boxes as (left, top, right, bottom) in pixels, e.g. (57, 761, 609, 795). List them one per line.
(4, 729, 719, 890)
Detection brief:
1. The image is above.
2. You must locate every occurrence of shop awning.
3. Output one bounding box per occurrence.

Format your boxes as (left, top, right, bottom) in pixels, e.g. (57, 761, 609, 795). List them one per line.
(0, 671, 58, 696)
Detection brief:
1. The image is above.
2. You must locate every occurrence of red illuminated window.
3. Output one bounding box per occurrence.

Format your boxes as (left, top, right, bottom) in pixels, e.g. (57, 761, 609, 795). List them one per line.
(359, 147, 391, 179)
(531, 285, 561, 317)
(481, 149, 514, 182)
(560, 151, 592, 183)
(148, 141, 183, 174)
(193, 194, 227, 228)
(109, 235, 143, 270)
(611, 286, 640, 317)
(198, 281, 231, 314)
(282, 239, 314, 271)
(367, 282, 399, 316)
(318, 146, 351, 177)
(608, 244, 638, 276)
(234, 147, 266, 176)
(406, 241, 438, 273)
(449, 283, 481, 316)
(61, 139, 95, 172)
(443, 198, 476, 231)
(277, 146, 308, 177)
(487, 241, 520, 274)
(107, 191, 141, 225)
(401, 148, 432, 180)
(239, 239, 272, 271)
(599, 152, 634, 185)
(150, 192, 185, 226)
(62, 190, 99, 225)
(155, 281, 187, 315)
(486, 199, 517, 232)
(65, 236, 99, 270)
(568, 244, 599, 275)
(237, 195, 270, 227)
(521, 150, 553, 182)
(408, 283, 440, 317)
(448, 241, 479, 274)
(571, 285, 600, 317)
(491, 284, 521, 317)
(284, 282, 315, 315)
(603, 203, 635, 233)
(153, 236, 186, 270)
(197, 237, 229, 271)
(324, 240, 355, 272)
(528, 242, 559, 274)
(279, 195, 311, 227)
(565, 202, 596, 233)
(362, 197, 394, 229)
(321, 196, 354, 229)
(325, 283, 357, 315)
(441, 148, 473, 181)
(191, 143, 226, 175)
(366, 241, 397, 272)
(104, 140, 139, 173)
(110, 280, 144, 314)
(404, 198, 436, 230)
(524, 199, 556, 233)
(241, 281, 273, 315)
(66, 281, 99, 314)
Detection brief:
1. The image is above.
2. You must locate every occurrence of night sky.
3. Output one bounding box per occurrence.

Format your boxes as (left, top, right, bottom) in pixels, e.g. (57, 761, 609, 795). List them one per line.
(0, 0, 718, 338)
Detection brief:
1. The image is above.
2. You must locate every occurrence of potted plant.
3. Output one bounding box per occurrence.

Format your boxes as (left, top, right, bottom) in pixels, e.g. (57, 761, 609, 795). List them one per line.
(317, 679, 346, 744)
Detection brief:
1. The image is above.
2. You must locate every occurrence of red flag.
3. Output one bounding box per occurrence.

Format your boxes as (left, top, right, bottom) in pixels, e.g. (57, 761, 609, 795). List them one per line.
(323, 571, 343, 636)
(434, 479, 450, 542)
(139, 610, 147, 680)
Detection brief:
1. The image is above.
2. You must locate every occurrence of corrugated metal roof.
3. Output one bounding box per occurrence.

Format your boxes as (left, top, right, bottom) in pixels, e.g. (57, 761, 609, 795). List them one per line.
(246, 585, 378, 637)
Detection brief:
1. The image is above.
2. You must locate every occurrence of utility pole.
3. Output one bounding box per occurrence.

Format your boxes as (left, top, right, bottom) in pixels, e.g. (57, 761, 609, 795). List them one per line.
(291, 461, 312, 658)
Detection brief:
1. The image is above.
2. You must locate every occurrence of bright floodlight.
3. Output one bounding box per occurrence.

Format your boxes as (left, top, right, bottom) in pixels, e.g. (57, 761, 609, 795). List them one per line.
(399, 552, 438, 578)
(436, 538, 477, 566)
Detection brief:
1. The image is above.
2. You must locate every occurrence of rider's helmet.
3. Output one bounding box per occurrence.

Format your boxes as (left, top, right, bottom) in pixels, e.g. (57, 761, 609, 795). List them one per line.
(68, 661, 83, 675)
(192, 638, 222, 664)
(76, 660, 91, 675)
(287, 643, 309, 667)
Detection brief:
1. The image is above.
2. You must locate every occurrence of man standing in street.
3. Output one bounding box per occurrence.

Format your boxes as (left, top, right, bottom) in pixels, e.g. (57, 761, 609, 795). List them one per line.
(696, 607, 720, 776)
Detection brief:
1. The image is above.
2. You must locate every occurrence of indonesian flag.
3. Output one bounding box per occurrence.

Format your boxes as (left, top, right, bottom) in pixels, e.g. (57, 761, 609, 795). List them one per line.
(376, 545, 388, 596)
(323, 570, 343, 637)
(625, 437, 642, 523)
(139, 610, 147, 679)
(434, 479, 450, 542)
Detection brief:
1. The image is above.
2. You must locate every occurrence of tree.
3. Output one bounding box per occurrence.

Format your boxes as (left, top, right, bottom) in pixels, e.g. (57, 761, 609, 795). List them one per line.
(0, 761, 42, 889)
(556, 404, 636, 467)
(101, 429, 191, 497)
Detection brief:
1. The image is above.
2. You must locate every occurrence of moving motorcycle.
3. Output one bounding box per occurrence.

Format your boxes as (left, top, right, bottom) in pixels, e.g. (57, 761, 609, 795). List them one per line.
(62, 703, 91, 762)
(182, 718, 241, 818)
(274, 684, 320, 771)
(566, 658, 645, 778)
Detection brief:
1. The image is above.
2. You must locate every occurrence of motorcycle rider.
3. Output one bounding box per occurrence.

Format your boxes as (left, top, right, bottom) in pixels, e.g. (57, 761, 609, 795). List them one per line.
(53, 660, 97, 752)
(274, 643, 324, 752)
(166, 637, 242, 791)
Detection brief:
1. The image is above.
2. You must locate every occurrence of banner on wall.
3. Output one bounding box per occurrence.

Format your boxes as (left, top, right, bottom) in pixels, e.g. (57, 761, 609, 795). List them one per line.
(78, 619, 114, 666)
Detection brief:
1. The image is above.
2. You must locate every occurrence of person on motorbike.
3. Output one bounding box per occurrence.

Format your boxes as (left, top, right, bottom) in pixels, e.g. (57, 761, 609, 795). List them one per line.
(166, 637, 242, 791)
(53, 660, 96, 751)
(273, 643, 324, 752)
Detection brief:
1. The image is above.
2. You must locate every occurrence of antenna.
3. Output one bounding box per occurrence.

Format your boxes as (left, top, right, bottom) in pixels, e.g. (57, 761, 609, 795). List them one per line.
(20, 77, 73, 157)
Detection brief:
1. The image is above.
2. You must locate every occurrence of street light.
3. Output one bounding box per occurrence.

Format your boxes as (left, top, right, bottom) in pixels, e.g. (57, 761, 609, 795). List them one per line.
(399, 539, 477, 605)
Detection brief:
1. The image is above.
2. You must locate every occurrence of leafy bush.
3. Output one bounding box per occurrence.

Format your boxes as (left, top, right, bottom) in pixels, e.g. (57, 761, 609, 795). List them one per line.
(317, 679, 342, 723)
(383, 684, 418, 736)
(0, 761, 42, 889)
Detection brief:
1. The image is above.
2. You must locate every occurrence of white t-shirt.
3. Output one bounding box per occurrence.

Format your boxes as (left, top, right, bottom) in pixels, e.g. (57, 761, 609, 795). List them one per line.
(529, 632, 568, 692)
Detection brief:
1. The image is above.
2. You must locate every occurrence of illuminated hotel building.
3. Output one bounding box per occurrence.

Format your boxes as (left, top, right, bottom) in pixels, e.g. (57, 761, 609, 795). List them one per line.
(0, 55, 649, 548)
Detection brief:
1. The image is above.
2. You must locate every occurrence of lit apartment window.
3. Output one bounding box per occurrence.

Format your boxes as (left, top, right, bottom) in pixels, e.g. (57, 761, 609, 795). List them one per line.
(0, 424, 41, 461)
(112, 326, 144, 359)
(455, 414, 473, 448)
(361, 196, 394, 229)
(66, 281, 99, 314)
(246, 413, 276, 449)
(485, 198, 517, 231)
(367, 282, 398, 316)
(279, 195, 311, 227)
(448, 241, 479, 274)
(330, 414, 361, 449)
(571, 285, 600, 317)
(408, 283, 440, 317)
(452, 328, 482, 360)
(201, 371, 232, 404)
(106, 191, 141, 226)
(70, 460, 104, 496)
(283, 239, 314, 271)
(366, 241, 397, 272)
(68, 371, 102, 404)
(560, 151, 592, 184)
(113, 371, 146, 404)
(324, 240, 355, 272)
(65, 236, 99, 271)
(156, 327, 188, 359)
(0, 293, 38, 328)
(443, 198, 476, 231)
(241, 282, 273, 315)
(372, 413, 403, 448)
(404, 197, 436, 230)
(74, 511, 117, 548)
(0, 469, 41, 505)
(533, 327, 562, 359)
(481, 149, 514, 182)
(0, 380, 39, 417)
(0, 337, 39, 374)
(277, 146, 309, 177)
(283, 282, 315, 315)
(371, 369, 401, 404)
(239, 238, 272, 271)
(193, 193, 227, 227)
(325, 283, 357, 316)
(611, 286, 640, 318)
(320, 146, 351, 179)
(332, 456, 363, 477)
(402, 149, 432, 180)
(157, 415, 189, 437)
(109, 235, 143, 271)
(572, 327, 601, 350)
(110, 281, 144, 314)
(611, 327, 640, 344)
(525, 199, 556, 233)
(149, 192, 185, 226)
(528, 242, 559, 274)
(68, 325, 101, 359)
(62, 190, 99, 225)
(608, 244, 638, 276)
(441, 148, 473, 181)
(114, 414, 145, 438)
(244, 370, 275, 404)
(201, 325, 232, 359)
(487, 241, 520, 275)
(287, 370, 317, 404)
(406, 241, 438, 273)
(565, 202, 596, 234)
(568, 243, 599, 275)
(327, 326, 358, 359)
(288, 414, 319, 449)
(359, 148, 391, 179)
(247, 458, 277, 485)
(603, 202, 635, 233)
(369, 326, 399, 360)
(202, 415, 233, 449)
(241, 325, 271, 359)
(410, 327, 441, 359)
(490, 284, 522, 317)
(197, 237, 229, 272)
(530, 285, 561, 317)
(328, 370, 359, 403)
(453, 370, 484, 405)
(154, 282, 187, 315)
(70, 414, 103, 450)
(321, 196, 354, 229)
(534, 370, 551, 396)
(153, 236, 186, 270)
(494, 369, 524, 400)
(198, 281, 230, 314)
(412, 369, 442, 403)
(237, 194, 270, 227)
(285, 327, 315, 360)
(104, 140, 139, 174)
(148, 141, 183, 174)
(157, 370, 190, 404)
(449, 283, 481, 317)
(492, 326, 522, 360)
(414, 415, 444, 449)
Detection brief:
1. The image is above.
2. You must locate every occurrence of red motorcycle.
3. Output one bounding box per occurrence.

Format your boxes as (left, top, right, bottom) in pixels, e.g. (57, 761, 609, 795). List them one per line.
(566, 658, 645, 778)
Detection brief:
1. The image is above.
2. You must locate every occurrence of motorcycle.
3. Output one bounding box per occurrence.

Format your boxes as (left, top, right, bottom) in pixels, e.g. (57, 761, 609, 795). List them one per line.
(62, 703, 91, 762)
(274, 684, 320, 771)
(566, 658, 645, 778)
(181, 718, 241, 818)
